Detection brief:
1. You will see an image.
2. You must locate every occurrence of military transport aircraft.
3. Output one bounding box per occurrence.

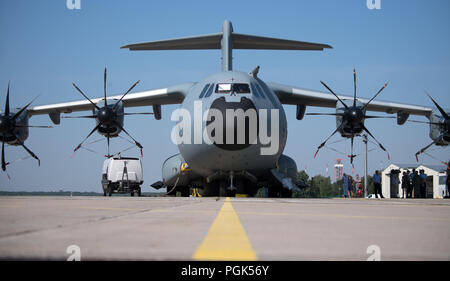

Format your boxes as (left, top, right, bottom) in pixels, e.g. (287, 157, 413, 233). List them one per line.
(1, 20, 448, 197)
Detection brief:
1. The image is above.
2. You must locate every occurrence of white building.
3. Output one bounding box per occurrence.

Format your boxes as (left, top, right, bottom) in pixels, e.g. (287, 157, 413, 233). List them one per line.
(381, 163, 448, 199)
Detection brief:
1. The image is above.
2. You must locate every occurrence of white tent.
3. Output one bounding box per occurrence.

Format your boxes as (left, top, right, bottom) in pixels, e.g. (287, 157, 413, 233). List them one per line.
(381, 163, 447, 199)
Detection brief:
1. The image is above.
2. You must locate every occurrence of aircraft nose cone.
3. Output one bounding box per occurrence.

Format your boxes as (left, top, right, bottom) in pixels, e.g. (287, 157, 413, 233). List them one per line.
(207, 97, 258, 151)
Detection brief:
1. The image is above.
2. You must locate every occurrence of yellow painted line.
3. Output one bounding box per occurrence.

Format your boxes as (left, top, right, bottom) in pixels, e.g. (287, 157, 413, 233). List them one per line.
(193, 197, 257, 261)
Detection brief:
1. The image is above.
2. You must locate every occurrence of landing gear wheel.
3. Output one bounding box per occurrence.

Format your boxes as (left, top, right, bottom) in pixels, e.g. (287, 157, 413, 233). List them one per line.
(167, 186, 176, 196)
(227, 189, 236, 197)
(236, 179, 245, 196)
(245, 183, 258, 197)
(137, 187, 142, 197)
(198, 182, 219, 197)
(131, 192, 134, 197)
(219, 180, 228, 197)
(268, 186, 280, 198)
(108, 187, 112, 197)
(280, 188, 292, 198)
(180, 187, 190, 197)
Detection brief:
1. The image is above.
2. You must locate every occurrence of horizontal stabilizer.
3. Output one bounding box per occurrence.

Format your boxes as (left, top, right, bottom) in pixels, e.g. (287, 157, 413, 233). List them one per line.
(121, 20, 332, 71)
(232, 33, 332, 50)
(121, 33, 222, 50)
(121, 33, 331, 51)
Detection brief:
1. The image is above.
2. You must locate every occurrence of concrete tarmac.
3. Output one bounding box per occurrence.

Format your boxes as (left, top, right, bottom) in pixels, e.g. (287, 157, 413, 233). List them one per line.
(0, 196, 449, 260)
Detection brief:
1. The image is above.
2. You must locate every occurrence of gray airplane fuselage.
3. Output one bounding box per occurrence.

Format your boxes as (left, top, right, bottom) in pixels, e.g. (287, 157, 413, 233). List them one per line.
(177, 71, 287, 178)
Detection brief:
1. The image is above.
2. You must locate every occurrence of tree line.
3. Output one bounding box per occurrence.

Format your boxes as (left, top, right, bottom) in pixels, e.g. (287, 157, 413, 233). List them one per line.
(292, 170, 375, 198)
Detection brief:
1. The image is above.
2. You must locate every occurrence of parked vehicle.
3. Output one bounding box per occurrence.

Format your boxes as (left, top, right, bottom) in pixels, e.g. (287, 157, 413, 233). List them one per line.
(102, 155, 143, 196)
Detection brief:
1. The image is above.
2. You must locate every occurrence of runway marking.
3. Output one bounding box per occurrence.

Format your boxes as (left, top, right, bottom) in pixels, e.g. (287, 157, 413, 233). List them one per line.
(192, 197, 257, 261)
(235, 211, 450, 222)
(78, 207, 142, 211)
(148, 208, 450, 222)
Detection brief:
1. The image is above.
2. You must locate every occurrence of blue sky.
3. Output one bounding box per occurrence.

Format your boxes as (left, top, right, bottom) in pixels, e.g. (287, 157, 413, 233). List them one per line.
(0, 0, 449, 191)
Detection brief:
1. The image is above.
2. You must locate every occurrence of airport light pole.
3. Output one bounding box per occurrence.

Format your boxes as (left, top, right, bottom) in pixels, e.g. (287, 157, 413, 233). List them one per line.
(363, 134, 368, 198)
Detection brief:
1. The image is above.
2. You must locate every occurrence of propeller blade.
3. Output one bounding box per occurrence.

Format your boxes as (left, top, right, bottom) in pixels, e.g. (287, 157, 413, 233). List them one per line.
(362, 125, 390, 160)
(306, 113, 344, 116)
(104, 68, 108, 107)
(72, 83, 100, 110)
(362, 83, 388, 111)
(15, 125, 53, 128)
(114, 121, 143, 157)
(1, 141, 6, 171)
(353, 69, 357, 107)
(320, 81, 349, 110)
(62, 115, 97, 119)
(106, 131, 111, 158)
(349, 135, 356, 165)
(5, 82, 10, 116)
(73, 123, 102, 153)
(79, 146, 99, 154)
(406, 119, 443, 126)
(107, 145, 135, 159)
(85, 138, 105, 146)
(426, 91, 449, 120)
(364, 115, 396, 119)
(314, 123, 343, 158)
(11, 96, 40, 120)
(71, 138, 104, 156)
(14, 134, 40, 167)
(113, 80, 140, 111)
(415, 141, 435, 162)
(119, 112, 155, 116)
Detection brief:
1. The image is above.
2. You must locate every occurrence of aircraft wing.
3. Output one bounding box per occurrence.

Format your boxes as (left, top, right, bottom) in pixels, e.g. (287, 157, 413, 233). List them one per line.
(27, 82, 194, 118)
(268, 82, 433, 117)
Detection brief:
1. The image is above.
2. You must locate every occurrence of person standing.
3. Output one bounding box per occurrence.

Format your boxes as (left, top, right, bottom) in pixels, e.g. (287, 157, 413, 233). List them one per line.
(412, 170, 421, 198)
(342, 173, 349, 198)
(419, 170, 427, 198)
(355, 174, 363, 198)
(348, 175, 354, 198)
(373, 170, 384, 198)
(406, 170, 413, 198)
(446, 162, 450, 198)
(401, 171, 409, 199)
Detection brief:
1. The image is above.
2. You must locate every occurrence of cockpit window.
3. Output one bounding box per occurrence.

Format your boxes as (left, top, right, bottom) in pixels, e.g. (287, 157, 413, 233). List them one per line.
(260, 82, 278, 106)
(254, 83, 265, 99)
(250, 84, 260, 98)
(215, 83, 250, 94)
(199, 83, 211, 98)
(204, 84, 215, 98)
